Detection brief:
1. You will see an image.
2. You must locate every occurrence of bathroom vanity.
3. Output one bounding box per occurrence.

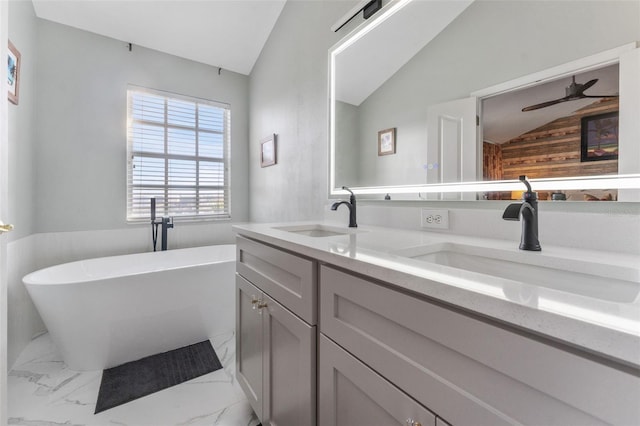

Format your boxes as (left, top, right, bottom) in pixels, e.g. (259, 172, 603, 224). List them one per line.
(234, 223, 640, 426)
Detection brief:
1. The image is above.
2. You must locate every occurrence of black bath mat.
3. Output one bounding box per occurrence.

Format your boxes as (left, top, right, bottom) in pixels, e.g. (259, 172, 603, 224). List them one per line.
(95, 340, 222, 413)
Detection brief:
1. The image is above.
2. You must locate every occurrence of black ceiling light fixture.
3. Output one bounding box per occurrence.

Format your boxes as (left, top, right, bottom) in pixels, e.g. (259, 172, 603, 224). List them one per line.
(522, 75, 618, 112)
(331, 0, 383, 32)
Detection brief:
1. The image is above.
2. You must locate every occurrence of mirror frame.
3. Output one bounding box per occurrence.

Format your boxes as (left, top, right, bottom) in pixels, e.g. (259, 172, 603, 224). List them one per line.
(328, 0, 640, 199)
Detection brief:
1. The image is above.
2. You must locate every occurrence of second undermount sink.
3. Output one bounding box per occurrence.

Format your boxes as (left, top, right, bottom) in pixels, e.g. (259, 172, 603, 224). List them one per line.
(393, 243, 639, 303)
(273, 224, 352, 238)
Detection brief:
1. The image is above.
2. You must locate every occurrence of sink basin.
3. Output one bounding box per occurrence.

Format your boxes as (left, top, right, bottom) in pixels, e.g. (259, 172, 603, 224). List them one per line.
(273, 224, 351, 238)
(393, 243, 639, 303)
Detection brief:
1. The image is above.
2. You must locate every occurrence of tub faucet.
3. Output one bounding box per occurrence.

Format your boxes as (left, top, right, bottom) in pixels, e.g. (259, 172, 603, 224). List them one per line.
(151, 198, 174, 251)
(160, 216, 174, 251)
(331, 186, 357, 228)
(502, 176, 541, 251)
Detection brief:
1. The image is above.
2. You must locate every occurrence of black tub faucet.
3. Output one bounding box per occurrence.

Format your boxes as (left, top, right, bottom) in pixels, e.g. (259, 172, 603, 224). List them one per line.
(150, 198, 174, 251)
(502, 176, 541, 251)
(331, 186, 357, 228)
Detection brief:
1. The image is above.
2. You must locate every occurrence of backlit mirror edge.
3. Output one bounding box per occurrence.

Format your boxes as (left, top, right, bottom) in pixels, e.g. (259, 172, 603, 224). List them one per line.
(328, 0, 409, 198)
(328, 0, 640, 201)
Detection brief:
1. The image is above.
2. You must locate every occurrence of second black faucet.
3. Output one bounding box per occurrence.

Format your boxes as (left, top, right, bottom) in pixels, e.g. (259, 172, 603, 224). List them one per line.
(331, 186, 357, 228)
(502, 176, 541, 251)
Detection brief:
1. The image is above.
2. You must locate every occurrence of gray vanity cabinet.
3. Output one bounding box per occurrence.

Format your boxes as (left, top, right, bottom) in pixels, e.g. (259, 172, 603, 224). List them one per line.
(234, 231, 639, 426)
(235, 236, 317, 426)
(319, 265, 639, 426)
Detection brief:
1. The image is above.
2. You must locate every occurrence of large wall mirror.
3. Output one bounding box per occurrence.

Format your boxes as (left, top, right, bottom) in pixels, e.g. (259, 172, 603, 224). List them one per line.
(329, 0, 640, 201)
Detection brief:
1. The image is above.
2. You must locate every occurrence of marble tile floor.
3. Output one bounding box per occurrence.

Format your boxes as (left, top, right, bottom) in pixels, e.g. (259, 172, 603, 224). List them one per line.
(8, 331, 260, 426)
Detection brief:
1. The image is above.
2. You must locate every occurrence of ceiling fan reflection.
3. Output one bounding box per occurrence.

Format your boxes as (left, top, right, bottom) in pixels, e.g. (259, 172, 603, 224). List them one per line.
(522, 75, 618, 112)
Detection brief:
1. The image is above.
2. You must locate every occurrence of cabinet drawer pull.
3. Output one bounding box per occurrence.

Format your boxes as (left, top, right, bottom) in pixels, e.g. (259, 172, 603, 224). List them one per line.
(251, 296, 268, 311)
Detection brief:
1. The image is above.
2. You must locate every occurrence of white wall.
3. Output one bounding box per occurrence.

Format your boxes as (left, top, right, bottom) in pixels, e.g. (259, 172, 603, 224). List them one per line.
(6, 0, 42, 370)
(8, 0, 36, 241)
(1, 0, 10, 415)
(35, 19, 250, 233)
(249, 0, 355, 223)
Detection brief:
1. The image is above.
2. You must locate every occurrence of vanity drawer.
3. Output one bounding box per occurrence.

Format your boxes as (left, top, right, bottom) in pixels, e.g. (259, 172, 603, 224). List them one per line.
(237, 236, 316, 324)
(318, 334, 436, 426)
(320, 265, 639, 426)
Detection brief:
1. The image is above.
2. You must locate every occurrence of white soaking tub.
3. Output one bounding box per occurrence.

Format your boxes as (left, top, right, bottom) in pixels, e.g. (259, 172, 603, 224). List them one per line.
(23, 245, 236, 371)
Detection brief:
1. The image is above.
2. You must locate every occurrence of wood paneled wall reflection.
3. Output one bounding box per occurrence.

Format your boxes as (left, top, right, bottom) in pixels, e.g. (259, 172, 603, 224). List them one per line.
(483, 142, 502, 180)
(483, 97, 619, 181)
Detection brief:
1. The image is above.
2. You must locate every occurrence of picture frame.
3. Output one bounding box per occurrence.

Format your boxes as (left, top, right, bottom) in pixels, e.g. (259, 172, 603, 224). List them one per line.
(580, 111, 619, 162)
(8, 40, 21, 105)
(261, 134, 277, 167)
(378, 128, 396, 156)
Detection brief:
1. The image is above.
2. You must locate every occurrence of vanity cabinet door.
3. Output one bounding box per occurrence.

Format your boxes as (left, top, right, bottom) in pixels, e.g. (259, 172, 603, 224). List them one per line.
(262, 292, 316, 426)
(236, 275, 264, 419)
(236, 274, 316, 426)
(318, 335, 436, 426)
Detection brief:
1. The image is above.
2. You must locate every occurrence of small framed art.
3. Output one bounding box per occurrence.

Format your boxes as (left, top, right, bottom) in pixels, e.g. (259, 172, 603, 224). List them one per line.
(8, 40, 21, 105)
(378, 128, 396, 156)
(261, 134, 277, 167)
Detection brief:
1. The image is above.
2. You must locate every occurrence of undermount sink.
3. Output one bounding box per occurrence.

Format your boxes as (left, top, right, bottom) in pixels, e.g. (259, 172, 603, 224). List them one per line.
(273, 224, 352, 238)
(393, 243, 639, 303)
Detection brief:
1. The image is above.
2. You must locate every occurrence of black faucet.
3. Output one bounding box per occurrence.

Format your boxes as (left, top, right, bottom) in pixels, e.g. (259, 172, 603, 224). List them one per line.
(502, 176, 541, 251)
(150, 198, 174, 251)
(160, 216, 174, 251)
(331, 186, 357, 228)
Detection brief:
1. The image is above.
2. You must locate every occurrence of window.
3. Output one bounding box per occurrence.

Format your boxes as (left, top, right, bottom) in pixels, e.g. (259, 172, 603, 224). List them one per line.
(127, 87, 231, 221)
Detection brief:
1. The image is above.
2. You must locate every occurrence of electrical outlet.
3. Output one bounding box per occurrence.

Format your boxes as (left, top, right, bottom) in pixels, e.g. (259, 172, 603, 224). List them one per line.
(421, 209, 449, 230)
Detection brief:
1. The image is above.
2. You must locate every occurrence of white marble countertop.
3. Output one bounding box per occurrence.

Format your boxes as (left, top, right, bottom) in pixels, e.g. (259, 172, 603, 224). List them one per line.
(232, 221, 640, 369)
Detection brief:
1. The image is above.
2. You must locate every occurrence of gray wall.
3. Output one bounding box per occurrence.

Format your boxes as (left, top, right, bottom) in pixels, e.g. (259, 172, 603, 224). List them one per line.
(7, 0, 41, 369)
(334, 101, 361, 186)
(248, 0, 355, 223)
(35, 20, 250, 232)
(8, 0, 37, 241)
(336, 0, 640, 187)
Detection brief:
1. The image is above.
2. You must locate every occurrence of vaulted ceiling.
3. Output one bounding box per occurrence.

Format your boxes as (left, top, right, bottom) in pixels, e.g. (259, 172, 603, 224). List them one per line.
(31, 0, 288, 75)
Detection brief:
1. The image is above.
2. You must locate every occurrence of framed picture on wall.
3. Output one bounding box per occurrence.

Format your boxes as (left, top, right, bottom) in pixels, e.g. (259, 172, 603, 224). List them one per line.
(261, 134, 277, 167)
(580, 111, 619, 162)
(378, 128, 396, 156)
(8, 40, 21, 105)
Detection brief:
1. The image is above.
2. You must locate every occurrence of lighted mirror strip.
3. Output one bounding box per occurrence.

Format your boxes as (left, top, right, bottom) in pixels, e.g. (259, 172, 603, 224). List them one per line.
(332, 174, 640, 196)
(329, 0, 412, 195)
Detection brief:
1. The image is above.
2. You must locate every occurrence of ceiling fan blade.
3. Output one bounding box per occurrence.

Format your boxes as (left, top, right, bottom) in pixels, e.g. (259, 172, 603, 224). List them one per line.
(581, 94, 619, 98)
(521, 97, 568, 112)
(580, 78, 598, 92)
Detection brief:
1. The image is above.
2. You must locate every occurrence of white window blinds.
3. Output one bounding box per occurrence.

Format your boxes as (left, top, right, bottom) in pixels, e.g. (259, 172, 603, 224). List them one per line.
(127, 87, 231, 221)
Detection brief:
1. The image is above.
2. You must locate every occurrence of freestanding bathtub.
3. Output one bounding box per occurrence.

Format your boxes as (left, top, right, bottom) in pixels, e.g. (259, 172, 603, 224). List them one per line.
(23, 244, 236, 371)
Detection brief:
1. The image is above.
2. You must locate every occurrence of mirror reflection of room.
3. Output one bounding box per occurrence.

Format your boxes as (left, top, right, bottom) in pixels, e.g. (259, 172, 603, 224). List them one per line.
(482, 64, 619, 201)
(331, 0, 639, 201)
